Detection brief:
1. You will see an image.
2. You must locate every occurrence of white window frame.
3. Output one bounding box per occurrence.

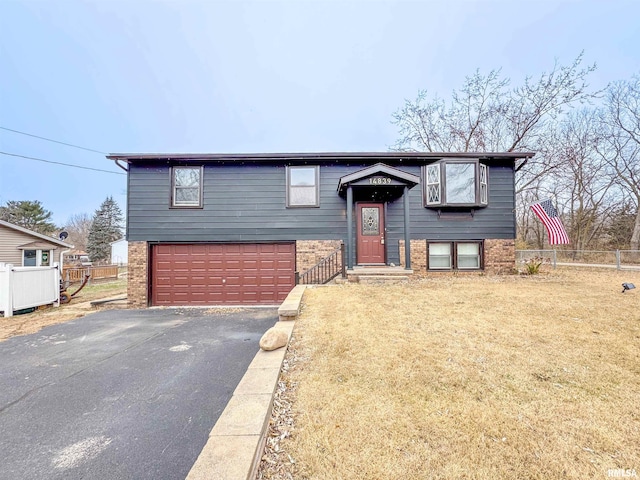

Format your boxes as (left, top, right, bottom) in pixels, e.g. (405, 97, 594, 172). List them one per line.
(479, 163, 488, 205)
(286, 165, 320, 208)
(426, 164, 441, 206)
(22, 249, 53, 267)
(171, 166, 203, 208)
(427, 243, 452, 270)
(456, 242, 481, 270)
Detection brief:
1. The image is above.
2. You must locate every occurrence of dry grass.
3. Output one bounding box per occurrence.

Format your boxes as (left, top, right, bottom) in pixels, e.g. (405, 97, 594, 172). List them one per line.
(264, 269, 640, 479)
(0, 278, 127, 341)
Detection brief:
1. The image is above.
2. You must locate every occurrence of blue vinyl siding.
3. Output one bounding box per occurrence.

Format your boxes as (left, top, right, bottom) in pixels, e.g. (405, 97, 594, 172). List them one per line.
(127, 161, 516, 265)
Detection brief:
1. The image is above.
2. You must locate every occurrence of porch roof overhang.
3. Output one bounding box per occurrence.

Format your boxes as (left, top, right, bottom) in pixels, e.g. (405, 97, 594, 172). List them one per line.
(18, 241, 60, 250)
(337, 163, 420, 197)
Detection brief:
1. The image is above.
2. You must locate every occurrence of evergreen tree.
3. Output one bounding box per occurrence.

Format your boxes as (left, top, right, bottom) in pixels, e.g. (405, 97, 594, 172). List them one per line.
(0, 200, 57, 235)
(87, 196, 123, 263)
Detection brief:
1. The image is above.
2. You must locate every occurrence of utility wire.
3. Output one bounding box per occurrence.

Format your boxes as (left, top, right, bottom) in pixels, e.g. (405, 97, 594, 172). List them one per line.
(0, 151, 126, 175)
(0, 126, 108, 155)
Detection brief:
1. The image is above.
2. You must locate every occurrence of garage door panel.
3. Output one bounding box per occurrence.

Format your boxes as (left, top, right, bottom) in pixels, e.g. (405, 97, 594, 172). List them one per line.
(151, 243, 295, 306)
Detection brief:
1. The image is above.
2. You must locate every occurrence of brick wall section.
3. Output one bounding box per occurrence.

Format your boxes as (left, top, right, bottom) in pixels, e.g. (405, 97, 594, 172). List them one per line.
(484, 239, 516, 274)
(128, 241, 149, 308)
(296, 240, 343, 274)
(398, 240, 427, 273)
(400, 238, 515, 274)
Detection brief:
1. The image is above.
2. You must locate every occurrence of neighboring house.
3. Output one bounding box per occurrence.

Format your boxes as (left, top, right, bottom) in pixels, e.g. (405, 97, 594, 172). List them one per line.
(107, 151, 534, 307)
(110, 238, 128, 265)
(0, 220, 72, 267)
(65, 250, 92, 266)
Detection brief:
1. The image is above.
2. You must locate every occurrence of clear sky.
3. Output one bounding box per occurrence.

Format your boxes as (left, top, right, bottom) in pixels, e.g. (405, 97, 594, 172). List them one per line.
(1, 0, 639, 228)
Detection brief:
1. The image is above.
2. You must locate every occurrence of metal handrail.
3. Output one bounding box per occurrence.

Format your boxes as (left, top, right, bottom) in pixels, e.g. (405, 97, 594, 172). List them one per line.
(297, 243, 346, 284)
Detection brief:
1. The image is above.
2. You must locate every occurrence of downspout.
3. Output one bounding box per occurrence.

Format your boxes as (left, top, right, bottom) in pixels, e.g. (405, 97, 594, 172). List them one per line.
(114, 159, 128, 172)
(60, 247, 72, 281)
(515, 158, 528, 173)
(55, 247, 71, 308)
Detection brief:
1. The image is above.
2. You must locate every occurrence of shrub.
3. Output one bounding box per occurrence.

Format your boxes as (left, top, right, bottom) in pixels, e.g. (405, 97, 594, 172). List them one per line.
(523, 257, 544, 275)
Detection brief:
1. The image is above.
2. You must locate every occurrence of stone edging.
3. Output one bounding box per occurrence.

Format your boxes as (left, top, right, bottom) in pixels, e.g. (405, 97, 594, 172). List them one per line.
(186, 285, 306, 480)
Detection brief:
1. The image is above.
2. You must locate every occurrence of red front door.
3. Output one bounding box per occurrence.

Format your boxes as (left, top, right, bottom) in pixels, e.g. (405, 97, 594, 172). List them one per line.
(356, 203, 385, 264)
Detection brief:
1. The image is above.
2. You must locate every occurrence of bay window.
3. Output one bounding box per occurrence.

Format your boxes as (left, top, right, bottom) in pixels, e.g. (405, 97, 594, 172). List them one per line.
(423, 160, 488, 207)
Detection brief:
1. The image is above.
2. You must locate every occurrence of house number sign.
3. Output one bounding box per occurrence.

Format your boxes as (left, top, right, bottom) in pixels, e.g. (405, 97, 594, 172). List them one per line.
(368, 176, 392, 185)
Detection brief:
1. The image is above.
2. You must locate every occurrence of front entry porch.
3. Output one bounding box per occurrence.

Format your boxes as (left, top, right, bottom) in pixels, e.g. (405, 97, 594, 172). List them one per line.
(337, 163, 421, 271)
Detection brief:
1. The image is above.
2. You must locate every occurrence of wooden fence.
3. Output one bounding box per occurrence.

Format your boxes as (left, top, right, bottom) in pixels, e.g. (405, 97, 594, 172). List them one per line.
(62, 265, 119, 283)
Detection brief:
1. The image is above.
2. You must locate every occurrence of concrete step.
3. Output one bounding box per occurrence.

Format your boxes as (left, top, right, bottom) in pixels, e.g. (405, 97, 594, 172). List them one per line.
(346, 267, 413, 276)
(356, 275, 410, 284)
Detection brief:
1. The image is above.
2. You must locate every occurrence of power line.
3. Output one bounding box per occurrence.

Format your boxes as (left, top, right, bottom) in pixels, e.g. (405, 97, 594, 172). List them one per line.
(0, 126, 108, 155)
(0, 151, 126, 176)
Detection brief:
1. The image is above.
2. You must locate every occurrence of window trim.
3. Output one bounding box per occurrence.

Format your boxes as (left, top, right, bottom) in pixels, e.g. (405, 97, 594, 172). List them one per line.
(286, 165, 320, 208)
(427, 241, 484, 271)
(422, 160, 488, 207)
(479, 163, 488, 205)
(171, 166, 204, 209)
(22, 249, 53, 267)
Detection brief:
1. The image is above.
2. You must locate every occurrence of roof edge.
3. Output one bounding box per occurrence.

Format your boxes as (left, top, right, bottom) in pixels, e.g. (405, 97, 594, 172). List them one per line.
(107, 151, 535, 162)
(0, 219, 73, 248)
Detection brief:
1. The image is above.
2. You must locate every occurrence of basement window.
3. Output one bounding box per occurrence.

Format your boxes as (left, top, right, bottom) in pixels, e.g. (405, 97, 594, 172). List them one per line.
(427, 241, 483, 271)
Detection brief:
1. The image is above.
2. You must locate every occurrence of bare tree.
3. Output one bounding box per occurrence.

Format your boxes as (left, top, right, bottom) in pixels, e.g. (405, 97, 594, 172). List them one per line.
(64, 212, 93, 252)
(551, 110, 617, 250)
(599, 74, 640, 250)
(516, 181, 548, 249)
(391, 53, 598, 194)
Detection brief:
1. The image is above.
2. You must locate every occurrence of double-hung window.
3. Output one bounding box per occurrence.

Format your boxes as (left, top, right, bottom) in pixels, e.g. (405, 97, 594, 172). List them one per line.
(427, 241, 483, 271)
(286, 166, 319, 207)
(172, 166, 203, 208)
(424, 160, 488, 207)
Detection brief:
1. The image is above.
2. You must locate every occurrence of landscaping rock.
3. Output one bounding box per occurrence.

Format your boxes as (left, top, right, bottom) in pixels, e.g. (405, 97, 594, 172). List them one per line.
(259, 328, 289, 351)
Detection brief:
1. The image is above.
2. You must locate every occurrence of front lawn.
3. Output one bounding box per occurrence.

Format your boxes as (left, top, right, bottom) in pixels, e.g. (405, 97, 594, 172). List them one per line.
(260, 269, 640, 479)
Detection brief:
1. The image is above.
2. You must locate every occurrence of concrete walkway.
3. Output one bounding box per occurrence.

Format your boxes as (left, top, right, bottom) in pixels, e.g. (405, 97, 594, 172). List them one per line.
(187, 285, 306, 480)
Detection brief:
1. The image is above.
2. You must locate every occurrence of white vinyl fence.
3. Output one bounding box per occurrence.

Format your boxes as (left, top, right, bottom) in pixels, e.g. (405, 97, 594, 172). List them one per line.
(0, 263, 60, 317)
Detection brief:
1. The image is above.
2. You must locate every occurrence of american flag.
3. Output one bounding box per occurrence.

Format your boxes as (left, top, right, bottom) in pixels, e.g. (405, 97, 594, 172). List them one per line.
(530, 199, 570, 245)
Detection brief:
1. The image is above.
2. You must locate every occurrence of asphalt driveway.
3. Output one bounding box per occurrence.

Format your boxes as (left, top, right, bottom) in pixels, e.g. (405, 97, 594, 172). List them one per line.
(0, 307, 277, 480)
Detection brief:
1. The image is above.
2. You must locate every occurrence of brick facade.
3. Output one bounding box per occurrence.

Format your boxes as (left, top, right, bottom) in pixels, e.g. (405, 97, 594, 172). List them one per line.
(128, 241, 149, 308)
(483, 239, 516, 274)
(398, 240, 427, 272)
(399, 238, 515, 274)
(295, 240, 343, 274)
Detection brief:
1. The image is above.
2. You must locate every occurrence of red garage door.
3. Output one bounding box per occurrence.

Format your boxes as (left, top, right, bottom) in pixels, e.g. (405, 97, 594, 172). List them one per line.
(151, 243, 295, 306)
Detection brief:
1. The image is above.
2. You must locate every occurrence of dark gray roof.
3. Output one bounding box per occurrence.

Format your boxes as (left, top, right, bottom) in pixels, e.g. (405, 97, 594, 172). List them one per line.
(107, 151, 535, 163)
